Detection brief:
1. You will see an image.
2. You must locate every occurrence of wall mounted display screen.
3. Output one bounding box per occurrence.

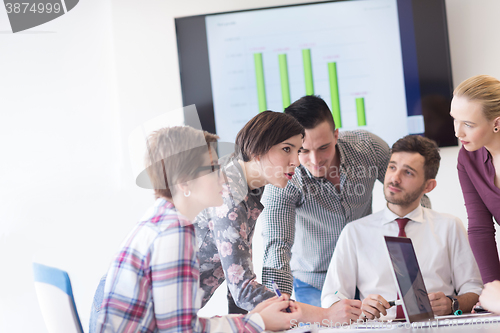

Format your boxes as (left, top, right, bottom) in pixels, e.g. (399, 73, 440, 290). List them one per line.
(176, 0, 456, 147)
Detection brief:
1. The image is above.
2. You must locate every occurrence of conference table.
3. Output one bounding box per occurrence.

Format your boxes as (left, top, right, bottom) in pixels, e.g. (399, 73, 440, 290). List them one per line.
(281, 314, 500, 332)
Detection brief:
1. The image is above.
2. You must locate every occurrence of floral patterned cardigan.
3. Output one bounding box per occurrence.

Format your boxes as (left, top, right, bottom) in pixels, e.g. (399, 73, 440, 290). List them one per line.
(194, 155, 276, 311)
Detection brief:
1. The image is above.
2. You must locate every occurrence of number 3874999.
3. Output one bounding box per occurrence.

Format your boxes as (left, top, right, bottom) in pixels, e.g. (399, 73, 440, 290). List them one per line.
(5, 2, 62, 14)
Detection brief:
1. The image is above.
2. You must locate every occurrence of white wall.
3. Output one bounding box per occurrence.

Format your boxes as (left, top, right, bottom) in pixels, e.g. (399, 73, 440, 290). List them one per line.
(0, 1, 150, 331)
(1, 0, 500, 332)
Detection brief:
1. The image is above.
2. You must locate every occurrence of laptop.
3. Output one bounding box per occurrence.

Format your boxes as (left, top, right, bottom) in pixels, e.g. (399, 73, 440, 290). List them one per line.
(384, 236, 500, 325)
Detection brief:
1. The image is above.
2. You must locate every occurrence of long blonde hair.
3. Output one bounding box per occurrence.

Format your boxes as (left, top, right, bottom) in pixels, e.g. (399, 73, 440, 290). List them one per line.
(454, 75, 500, 121)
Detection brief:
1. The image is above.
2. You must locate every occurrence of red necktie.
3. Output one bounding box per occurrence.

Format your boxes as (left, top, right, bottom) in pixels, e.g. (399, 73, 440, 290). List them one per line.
(395, 218, 410, 319)
(396, 218, 410, 237)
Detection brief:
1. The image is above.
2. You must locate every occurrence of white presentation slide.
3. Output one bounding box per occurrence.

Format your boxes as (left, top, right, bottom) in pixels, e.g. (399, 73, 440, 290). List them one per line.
(206, 0, 420, 146)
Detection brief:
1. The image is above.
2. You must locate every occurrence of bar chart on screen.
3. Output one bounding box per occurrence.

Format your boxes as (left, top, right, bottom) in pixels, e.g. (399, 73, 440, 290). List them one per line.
(252, 45, 369, 130)
(205, 0, 411, 146)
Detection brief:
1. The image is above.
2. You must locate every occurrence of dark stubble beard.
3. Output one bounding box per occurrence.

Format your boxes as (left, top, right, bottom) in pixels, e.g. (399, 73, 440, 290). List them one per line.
(384, 181, 426, 207)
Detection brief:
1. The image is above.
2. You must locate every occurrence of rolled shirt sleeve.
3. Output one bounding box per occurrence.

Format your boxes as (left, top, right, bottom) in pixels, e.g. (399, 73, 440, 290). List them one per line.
(261, 182, 302, 295)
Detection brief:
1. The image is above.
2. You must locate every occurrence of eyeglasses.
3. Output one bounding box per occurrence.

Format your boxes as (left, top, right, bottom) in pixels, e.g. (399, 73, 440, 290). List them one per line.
(195, 164, 222, 177)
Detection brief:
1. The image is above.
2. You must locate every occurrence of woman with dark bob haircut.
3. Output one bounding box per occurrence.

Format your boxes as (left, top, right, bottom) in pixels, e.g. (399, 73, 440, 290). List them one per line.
(195, 111, 304, 313)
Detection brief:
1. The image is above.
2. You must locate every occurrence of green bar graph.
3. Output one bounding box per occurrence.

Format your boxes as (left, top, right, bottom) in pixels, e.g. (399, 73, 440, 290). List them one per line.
(254, 53, 267, 112)
(254, 49, 365, 125)
(302, 49, 314, 95)
(278, 54, 291, 109)
(328, 62, 342, 128)
(356, 97, 366, 126)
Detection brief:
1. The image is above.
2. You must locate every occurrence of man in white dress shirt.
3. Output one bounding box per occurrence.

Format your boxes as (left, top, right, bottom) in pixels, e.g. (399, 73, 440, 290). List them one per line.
(321, 135, 483, 320)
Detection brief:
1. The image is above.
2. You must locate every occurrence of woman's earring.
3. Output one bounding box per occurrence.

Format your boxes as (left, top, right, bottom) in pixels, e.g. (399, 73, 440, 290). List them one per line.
(184, 191, 191, 197)
(495, 127, 499, 132)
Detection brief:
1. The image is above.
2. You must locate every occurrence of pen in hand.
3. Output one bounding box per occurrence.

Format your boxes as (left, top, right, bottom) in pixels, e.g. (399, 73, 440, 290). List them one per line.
(388, 300, 402, 307)
(335, 290, 348, 300)
(336, 291, 400, 308)
(271, 281, 292, 313)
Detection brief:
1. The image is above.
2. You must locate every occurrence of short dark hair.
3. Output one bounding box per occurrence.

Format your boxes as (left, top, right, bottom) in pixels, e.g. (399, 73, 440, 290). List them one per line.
(391, 135, 441, 180)
(235, 111, 305, 162)
(284, 95, 335, 130)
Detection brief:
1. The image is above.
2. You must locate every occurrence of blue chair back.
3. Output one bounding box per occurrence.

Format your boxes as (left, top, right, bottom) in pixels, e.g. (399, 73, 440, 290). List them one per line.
(33, 263, 84, 333)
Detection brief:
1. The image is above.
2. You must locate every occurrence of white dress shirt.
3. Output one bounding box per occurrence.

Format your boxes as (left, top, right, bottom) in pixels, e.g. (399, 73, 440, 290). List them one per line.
(321, 205, 483, 318)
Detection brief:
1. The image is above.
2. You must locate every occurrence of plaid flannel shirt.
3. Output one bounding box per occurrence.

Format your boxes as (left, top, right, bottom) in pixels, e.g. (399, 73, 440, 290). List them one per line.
(96, 199, 265, 333)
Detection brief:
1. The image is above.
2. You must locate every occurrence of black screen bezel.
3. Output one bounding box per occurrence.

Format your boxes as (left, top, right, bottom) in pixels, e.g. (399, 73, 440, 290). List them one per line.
(175, 0, 456, 147)
(384, 236, 435, 323)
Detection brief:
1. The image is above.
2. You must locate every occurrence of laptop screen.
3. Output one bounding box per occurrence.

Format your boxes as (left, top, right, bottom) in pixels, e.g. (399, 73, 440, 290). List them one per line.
(384, 236, 434, 322)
